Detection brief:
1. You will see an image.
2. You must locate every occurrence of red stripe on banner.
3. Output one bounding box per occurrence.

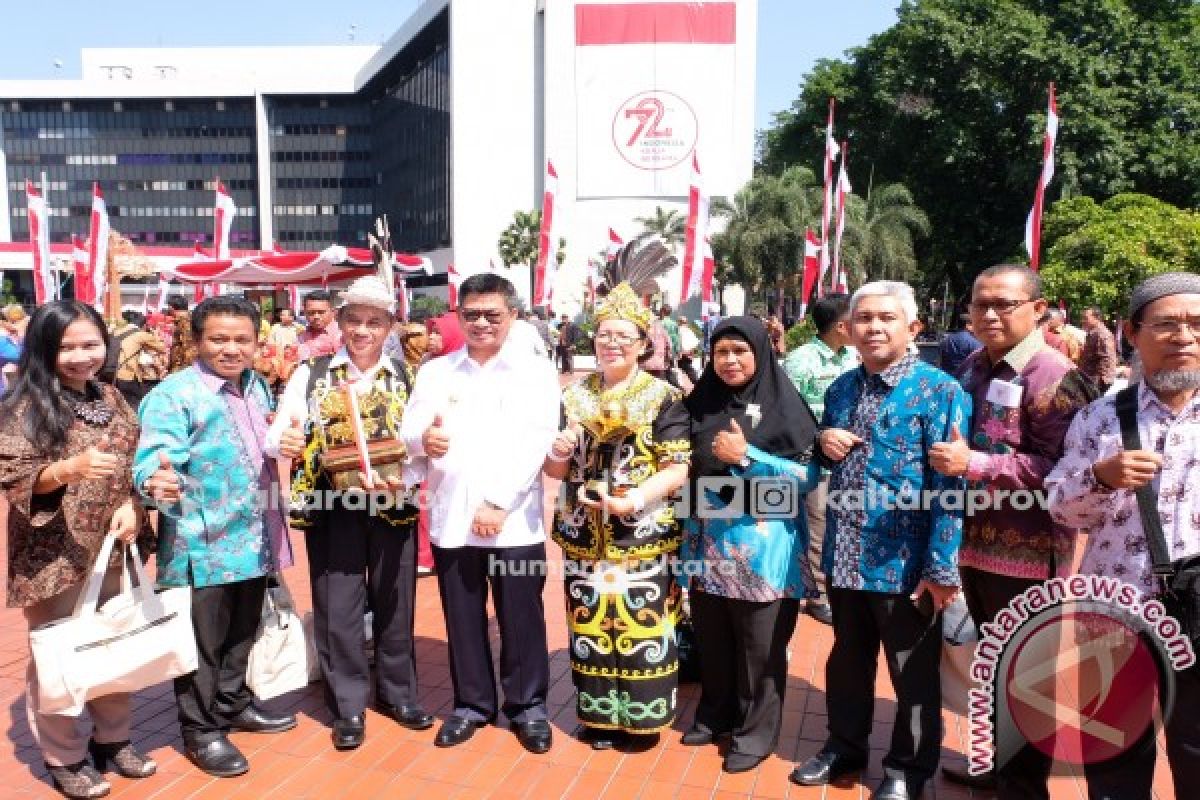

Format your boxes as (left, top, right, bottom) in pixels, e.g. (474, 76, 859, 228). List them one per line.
(576, 2, 736, 46)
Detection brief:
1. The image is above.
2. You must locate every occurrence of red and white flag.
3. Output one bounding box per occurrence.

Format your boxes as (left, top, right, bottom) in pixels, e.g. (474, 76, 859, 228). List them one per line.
(799, 229, 821, 320)
(832, 144, 851, 293)
(155, 274, 171, 311)
(26, 182, 56, 304)
(447, 263, 463, 309)
(681, 152, 710, 301)
(700, 236, 716, 304)
(606, 227, 624, 262)
(71, 235, 89, 303)
(533, 160, 559, 307)
(87, 184, 110, 310)
(397, 276, 410, 320)
(1024, 83, 1059, 271)
(213, 181, 237, 260)
(818, 98, 840, 295)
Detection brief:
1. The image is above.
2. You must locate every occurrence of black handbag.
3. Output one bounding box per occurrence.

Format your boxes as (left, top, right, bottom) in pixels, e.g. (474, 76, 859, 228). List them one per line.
(1114, 386, 1200, 645)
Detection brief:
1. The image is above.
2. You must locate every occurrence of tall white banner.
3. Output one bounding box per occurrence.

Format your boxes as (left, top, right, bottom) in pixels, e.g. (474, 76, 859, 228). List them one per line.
(574, 1, 738, 198)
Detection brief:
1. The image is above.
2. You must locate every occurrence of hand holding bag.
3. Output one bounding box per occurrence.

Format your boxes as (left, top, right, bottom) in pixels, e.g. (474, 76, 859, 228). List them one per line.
(29, 534, 198, 715)
(246, 573, 316, 700)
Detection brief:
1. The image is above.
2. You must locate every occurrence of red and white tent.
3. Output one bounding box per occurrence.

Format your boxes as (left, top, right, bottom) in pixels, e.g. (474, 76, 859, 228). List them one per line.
(166, 245, 432, 286)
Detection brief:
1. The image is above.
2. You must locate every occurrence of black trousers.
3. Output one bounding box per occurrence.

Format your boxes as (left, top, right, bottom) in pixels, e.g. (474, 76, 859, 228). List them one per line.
(556, 345, 574, 374)
(1084, 661, 1200, 799)
(432, 543, 549, 723)
(960, 567, 1051, 799)
(690, 590, 798, 758)
(825, 587, 943, 787)
(306, 510, 418, 720)
(175, 576, 267, 744)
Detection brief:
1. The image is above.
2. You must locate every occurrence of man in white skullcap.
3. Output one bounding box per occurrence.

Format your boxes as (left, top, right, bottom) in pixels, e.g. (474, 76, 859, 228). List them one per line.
(266, 276, 434, 751)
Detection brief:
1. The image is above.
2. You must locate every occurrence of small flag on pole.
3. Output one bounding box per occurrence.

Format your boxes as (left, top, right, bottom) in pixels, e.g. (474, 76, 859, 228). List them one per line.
(1024, 83, 1059, 271)
(71, 235, 89, 302)
(533, 160, 558, 308)
(213, 181, 237, 260)
(833, 143, 851, 293)
(818, 98, 840, 296)
(799, 229, 820, 320)
(26, 182, 56, 304)
(681, 152, 710, 302)
(88, 183, 110, 311)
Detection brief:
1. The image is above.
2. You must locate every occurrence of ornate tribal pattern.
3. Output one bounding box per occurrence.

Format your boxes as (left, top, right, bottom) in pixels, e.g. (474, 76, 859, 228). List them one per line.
(289, 361, 416, 528)
(566, 555, 681, 733)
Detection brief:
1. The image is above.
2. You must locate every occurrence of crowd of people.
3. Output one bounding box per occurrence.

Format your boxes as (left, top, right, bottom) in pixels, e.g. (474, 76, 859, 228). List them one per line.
(0, 264, 1196, 800)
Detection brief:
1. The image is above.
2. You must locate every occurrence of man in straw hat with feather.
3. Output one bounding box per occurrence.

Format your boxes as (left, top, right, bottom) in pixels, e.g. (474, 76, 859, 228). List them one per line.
(266, 244, 433, 752)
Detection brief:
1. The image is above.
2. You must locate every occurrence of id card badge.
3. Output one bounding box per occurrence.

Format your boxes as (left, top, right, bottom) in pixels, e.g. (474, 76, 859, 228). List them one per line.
(985, 378, 1023, 409)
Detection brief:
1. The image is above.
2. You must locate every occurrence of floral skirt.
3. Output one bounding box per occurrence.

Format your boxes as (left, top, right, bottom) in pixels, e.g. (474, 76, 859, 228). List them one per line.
(564, 554, 681, 733)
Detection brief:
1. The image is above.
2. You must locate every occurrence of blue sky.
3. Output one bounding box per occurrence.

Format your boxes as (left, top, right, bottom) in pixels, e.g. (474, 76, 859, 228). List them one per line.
(0, 0, 898, 134)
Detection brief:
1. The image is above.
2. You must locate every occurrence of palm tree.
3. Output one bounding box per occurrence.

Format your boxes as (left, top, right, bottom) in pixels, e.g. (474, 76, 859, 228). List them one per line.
(712, 166, 822, 299)
(840, 183, 931, 284)
(635, 206, 687, 247)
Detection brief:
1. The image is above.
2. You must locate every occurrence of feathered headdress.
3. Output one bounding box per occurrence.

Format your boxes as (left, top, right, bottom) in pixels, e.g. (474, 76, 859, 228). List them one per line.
(595, 235, 676, 332)
(367, 216, 395, 293)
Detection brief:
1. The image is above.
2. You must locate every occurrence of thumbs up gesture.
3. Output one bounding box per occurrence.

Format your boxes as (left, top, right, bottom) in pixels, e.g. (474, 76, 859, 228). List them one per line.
(550, 420, 583, 462)
(713, 417, 749, 466)
(278, 414, 307, 460)
(423, 412, 450, 459)
(145, 450, 182, 504)
(930, 423, 972, 477)
(64, 434, 120, 482)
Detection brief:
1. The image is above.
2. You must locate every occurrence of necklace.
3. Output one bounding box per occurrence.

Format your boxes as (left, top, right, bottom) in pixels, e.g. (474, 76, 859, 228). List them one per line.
(62, 383, 114, 427)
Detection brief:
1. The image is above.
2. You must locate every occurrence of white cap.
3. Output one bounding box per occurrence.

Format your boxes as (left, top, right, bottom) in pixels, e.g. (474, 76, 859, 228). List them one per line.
(338, 275, 396, 314)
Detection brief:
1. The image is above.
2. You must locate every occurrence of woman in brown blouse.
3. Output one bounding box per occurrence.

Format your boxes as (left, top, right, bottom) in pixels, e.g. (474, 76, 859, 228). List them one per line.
(0, 301, 157, 799)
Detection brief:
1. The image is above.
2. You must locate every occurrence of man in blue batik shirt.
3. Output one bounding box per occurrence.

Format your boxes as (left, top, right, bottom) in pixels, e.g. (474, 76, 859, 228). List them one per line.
(791, 281, 970, 800)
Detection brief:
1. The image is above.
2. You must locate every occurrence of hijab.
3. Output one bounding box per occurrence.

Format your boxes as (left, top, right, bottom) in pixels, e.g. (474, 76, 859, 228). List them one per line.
(684, 315, 819, 478)
(427, 313, 465, 358)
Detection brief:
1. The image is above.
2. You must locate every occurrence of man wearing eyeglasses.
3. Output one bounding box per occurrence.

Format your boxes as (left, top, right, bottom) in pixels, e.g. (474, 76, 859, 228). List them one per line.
(1046, 272, 1200, 800)
(929, 264, 1096, 796)
(401, 273, 560, 754)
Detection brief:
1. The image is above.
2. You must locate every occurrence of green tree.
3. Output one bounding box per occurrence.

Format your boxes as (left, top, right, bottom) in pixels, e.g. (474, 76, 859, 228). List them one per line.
(1040, 193, 1200, 316)
(497, 210, 565, 305)
(712, 166, 822, 297)
(761, 0, 1200, 292)
(635, 207, 687, 247)
(841, 183, 932, 284)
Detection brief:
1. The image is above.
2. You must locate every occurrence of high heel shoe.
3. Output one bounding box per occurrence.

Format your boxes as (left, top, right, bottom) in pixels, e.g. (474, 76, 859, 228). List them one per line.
(44, 761, 110, 799)
(87, 739, 157, 779)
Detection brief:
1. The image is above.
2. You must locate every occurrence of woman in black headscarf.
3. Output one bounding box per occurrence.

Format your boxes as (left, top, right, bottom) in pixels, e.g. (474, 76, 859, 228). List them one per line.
(678, 315, 820, 774)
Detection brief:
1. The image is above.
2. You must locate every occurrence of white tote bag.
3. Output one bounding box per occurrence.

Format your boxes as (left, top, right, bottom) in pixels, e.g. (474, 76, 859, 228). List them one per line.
(29, 535, 198, 715)
(246, 574, 315, 700)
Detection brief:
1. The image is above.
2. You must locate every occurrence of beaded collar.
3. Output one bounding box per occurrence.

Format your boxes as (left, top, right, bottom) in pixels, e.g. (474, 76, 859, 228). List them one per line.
(62, 382, 114, 427)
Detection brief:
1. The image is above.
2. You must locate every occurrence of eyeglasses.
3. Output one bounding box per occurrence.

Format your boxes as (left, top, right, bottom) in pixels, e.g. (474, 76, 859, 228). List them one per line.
(594, 332, 640, 346)
(1140, 317, 1200, 337)
(968, 298, 1037, 316)
(459, 309, 508, 324)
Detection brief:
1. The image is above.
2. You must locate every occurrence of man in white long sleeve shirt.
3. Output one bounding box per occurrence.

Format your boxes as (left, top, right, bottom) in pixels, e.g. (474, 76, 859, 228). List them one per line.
(401, 273, 560, 754)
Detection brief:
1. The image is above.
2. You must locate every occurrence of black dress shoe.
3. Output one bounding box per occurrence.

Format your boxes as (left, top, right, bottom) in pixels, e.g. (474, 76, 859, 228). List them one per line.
(376, 703, 435, 731)
(229, 705, 297, 734)
(435, 716, 482, 748)
(806, 601, 834, 626)
(723, 752, 767, 773)
(185, 736, 249, 778)
(514, 719, 553, 754)
(681, 725, 730, 746)
(872, 774, 920, 800)
(332, 715, 366, 750)
(789, 750, 866, 786)
(941, 765, 996, 790)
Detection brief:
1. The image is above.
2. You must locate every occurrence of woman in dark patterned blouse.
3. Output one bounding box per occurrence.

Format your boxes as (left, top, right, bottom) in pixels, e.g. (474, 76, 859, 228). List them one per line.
(0, 301, 156, 799)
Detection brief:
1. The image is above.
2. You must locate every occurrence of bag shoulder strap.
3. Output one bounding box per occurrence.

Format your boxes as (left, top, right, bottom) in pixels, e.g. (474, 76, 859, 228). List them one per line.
(1114, 384, 1174, 578)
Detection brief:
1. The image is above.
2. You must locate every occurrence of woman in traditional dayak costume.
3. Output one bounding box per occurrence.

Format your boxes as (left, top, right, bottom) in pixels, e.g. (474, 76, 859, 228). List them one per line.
(543, 239, 691, 750)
